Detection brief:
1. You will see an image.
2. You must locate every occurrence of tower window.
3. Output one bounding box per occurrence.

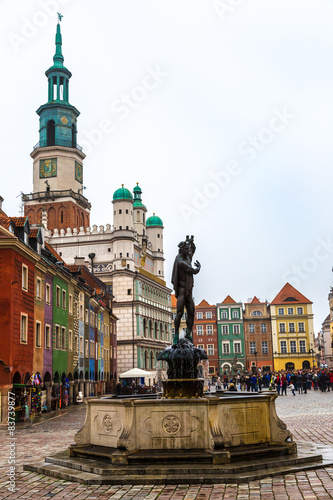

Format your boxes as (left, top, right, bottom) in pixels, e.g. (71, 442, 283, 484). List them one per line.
(137, 211, 140, 222)
(119, 226, 122, 230)
(72, 123, 76, 148)
(60, 211, 64, 223)
(158, 234, 160, 238)
(119, 209, 122, 214)
(47, 120, 55, 146)
(126, 226, 129, 230)
(126, 210, 129, 214)
(143, 213, 146, 223)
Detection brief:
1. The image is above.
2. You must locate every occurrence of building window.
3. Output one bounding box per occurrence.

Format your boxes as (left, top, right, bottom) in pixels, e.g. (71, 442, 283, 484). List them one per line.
(261, 323, 267, 333)
(297, 307, 303, 315)
(127, 288, 132, 295)
(262, 341, 268, 354)
(287, 307, 294, 315)
(206, 325, 213, 335)
(249, 324, 255, 333)
(119, 209, 122, 214)
(79, 336, 83, 355)
(250, 342, 256, 354)
(207, 345, 214, 356)
(222, 325, 228, 335)
(55, 325, 60, 349)
(45, 325, 51, 349)
(232, 310, 239, 319)
(278, 308, 284, 315)
(298, 322, 305, 332)
(46, 284, 51, 305)
(289, 323, 295, 333)
(69, 294, 73, 314)
(22, 265, 28, 291)
(74, 335, 78, 354)
(279, 323, 286, 333)
(280, 341, 287, 353)
(290, 340, 297, 353)
(251, 310, 262, 316)
(80, 305, 83, 321)
(61, 327, 66, 349)
(197, 325, 203, 335)
(234, 342, 241, 354)
(85, 340, 89, 357)
(35, 322, 41, 347)
(126, 209, 129, 214)
(36, 278, 42, 299)
(20, 314, 28, 343)
(197, 344, 204, 350)
(56, 286, 60, 307)
(85, 309, 89, 324)
(299, 340, 306, 353)
(206, 311, 212, 319)
(233, 324, 240, 334)
(68, 330, 73, 351)
(197, 312, 203, 319)
(221, 311, 227, 319)
(222, 342, 230, 354)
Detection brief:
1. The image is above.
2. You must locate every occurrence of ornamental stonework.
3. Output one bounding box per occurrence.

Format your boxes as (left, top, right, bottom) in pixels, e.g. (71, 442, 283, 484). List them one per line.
(162, 415, 181, 435)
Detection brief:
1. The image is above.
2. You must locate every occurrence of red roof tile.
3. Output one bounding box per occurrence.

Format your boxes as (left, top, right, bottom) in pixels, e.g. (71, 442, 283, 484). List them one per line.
(251, 296, 261, 304)
(30, 228, 39, 238)
(221, 295, 236, 304)
(196, 299, 214, 308)
(67, 264, 79, 272)
(45, 242, 64, 263)
(10, 217, 27, 227)
(271, 283, 312, 305)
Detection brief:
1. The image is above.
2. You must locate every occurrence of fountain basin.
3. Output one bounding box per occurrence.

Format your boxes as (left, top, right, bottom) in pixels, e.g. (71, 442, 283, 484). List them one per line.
(71, 393, 296, 464)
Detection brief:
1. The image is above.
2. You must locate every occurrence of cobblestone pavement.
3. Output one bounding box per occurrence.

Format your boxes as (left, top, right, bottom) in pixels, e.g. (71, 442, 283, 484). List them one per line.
(1, 391, 333, 499)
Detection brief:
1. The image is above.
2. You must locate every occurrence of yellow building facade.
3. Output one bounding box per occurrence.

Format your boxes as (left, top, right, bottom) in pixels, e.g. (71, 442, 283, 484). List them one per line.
(270, 283, 315, 371)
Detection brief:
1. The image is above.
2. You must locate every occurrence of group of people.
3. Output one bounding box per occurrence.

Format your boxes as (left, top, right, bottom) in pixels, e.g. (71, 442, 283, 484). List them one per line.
(211, 368, 333, 395)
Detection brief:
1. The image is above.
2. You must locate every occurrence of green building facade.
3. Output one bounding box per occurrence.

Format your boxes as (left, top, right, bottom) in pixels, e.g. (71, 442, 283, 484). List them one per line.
(217, 296, 245, 375)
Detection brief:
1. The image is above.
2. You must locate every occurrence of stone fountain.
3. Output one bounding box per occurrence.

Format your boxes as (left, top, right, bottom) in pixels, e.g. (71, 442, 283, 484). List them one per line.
(24, 236, 333, 483)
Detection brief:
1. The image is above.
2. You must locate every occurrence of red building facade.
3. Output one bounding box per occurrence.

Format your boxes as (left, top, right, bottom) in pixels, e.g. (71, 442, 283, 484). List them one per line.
(193, 300, 219, 376)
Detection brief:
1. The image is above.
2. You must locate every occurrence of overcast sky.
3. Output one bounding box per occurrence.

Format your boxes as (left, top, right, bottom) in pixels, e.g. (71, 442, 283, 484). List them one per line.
(2, 0, 333, 335)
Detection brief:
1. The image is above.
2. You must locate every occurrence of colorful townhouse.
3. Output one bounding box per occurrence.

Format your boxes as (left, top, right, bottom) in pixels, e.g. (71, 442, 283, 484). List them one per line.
(217, 296, 245, 374)
(192, 300, 219, 376)
(243, 297, 274, 373)
(0, 208, 118, 423)
(270, 283, 315, 371)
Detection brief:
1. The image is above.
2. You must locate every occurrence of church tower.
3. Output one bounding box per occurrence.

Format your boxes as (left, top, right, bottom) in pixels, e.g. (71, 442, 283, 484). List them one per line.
(23, 18, 91, 231)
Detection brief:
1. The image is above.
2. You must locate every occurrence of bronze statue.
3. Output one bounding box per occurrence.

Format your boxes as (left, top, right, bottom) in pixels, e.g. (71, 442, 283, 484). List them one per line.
(171, 235, 201, 344)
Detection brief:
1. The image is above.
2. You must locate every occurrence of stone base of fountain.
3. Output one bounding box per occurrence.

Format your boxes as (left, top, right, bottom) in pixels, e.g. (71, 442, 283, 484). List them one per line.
(162, 379, 204, 399)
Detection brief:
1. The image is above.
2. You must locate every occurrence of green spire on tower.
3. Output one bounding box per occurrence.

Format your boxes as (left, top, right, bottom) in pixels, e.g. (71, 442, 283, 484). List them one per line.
(53, 21, 64, 68)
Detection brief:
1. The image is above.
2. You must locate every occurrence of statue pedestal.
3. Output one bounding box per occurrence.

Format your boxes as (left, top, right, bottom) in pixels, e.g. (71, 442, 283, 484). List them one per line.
(162, 379, 204, 399)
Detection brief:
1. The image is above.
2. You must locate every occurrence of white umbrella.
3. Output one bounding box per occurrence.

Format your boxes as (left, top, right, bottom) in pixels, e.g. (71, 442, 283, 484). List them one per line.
(119, 368, 153, 378)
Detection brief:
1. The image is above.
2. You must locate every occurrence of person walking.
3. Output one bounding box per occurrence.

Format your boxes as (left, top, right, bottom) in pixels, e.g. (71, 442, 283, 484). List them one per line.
(276, 374, 281, 395)
(281, 374, 287, 396)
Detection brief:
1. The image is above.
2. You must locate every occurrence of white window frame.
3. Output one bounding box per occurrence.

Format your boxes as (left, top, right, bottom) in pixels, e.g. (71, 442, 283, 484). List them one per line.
(249, 323, 255, 333)
(232, 310, 239, 319)
(197, 344, 204, 350)
(69, 294, 73, 315)
(35, 321, 41, 348)
(79, 336, 83, 355)
(234, 341, 241, 354)
(290, 340, 297, 353)
(298, 322, 305, 332)
(206, 312, 212, 319)
(197, 325, 203, 336)
(221, 311, 227, 319)
(68, 330, 73, 351)
(61, 327, 66, 350)
(250, 342, 256, 354)
(262, 341, 268, 354)
(297, 307, 303, 315)
(45, 324, 51, 349)
(36, 277, 42, 299)
(206, 325, 213, 335)
(299, 340, 306, 353)
(56, 286, 60, 307)
(279, 323, 286, 333)
(289, 323, 295, 333)
(62, 289, 66, 310)
(85, 309, 89, 324)
(222, 325, 228, 335)
(287, 307, 294, 315)
(55, 325, 60, 349)
(85, 339, 89, 357)
(222, 342, 230, 354)
(233, 324, 240, 334)
(280, 341, 287, 353)
(261, 323, 267, 333)
(45, 284, 51, 305)
(20, 313, 28, 343)
(207, 344, 214, 356)
(278, 308, 284, 315)
(197, 312, 203, 319)
(22, 265, 28, 291)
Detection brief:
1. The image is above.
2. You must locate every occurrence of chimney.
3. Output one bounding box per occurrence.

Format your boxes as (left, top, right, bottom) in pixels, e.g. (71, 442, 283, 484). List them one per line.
(74, 256, 87, 267)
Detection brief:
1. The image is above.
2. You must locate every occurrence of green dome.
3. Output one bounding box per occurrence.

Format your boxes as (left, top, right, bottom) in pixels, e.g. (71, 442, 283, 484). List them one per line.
(113, 185, 133, 201)
(133, 200, 146, 210)
(133, 183, 142, 193)
(146, 213, 163, 227)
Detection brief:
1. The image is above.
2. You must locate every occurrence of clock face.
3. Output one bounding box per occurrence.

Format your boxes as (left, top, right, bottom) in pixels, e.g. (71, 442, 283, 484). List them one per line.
(75, 161, 83, 183)
(39, 158, 57, 178)
(60, 116, 68, 124)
